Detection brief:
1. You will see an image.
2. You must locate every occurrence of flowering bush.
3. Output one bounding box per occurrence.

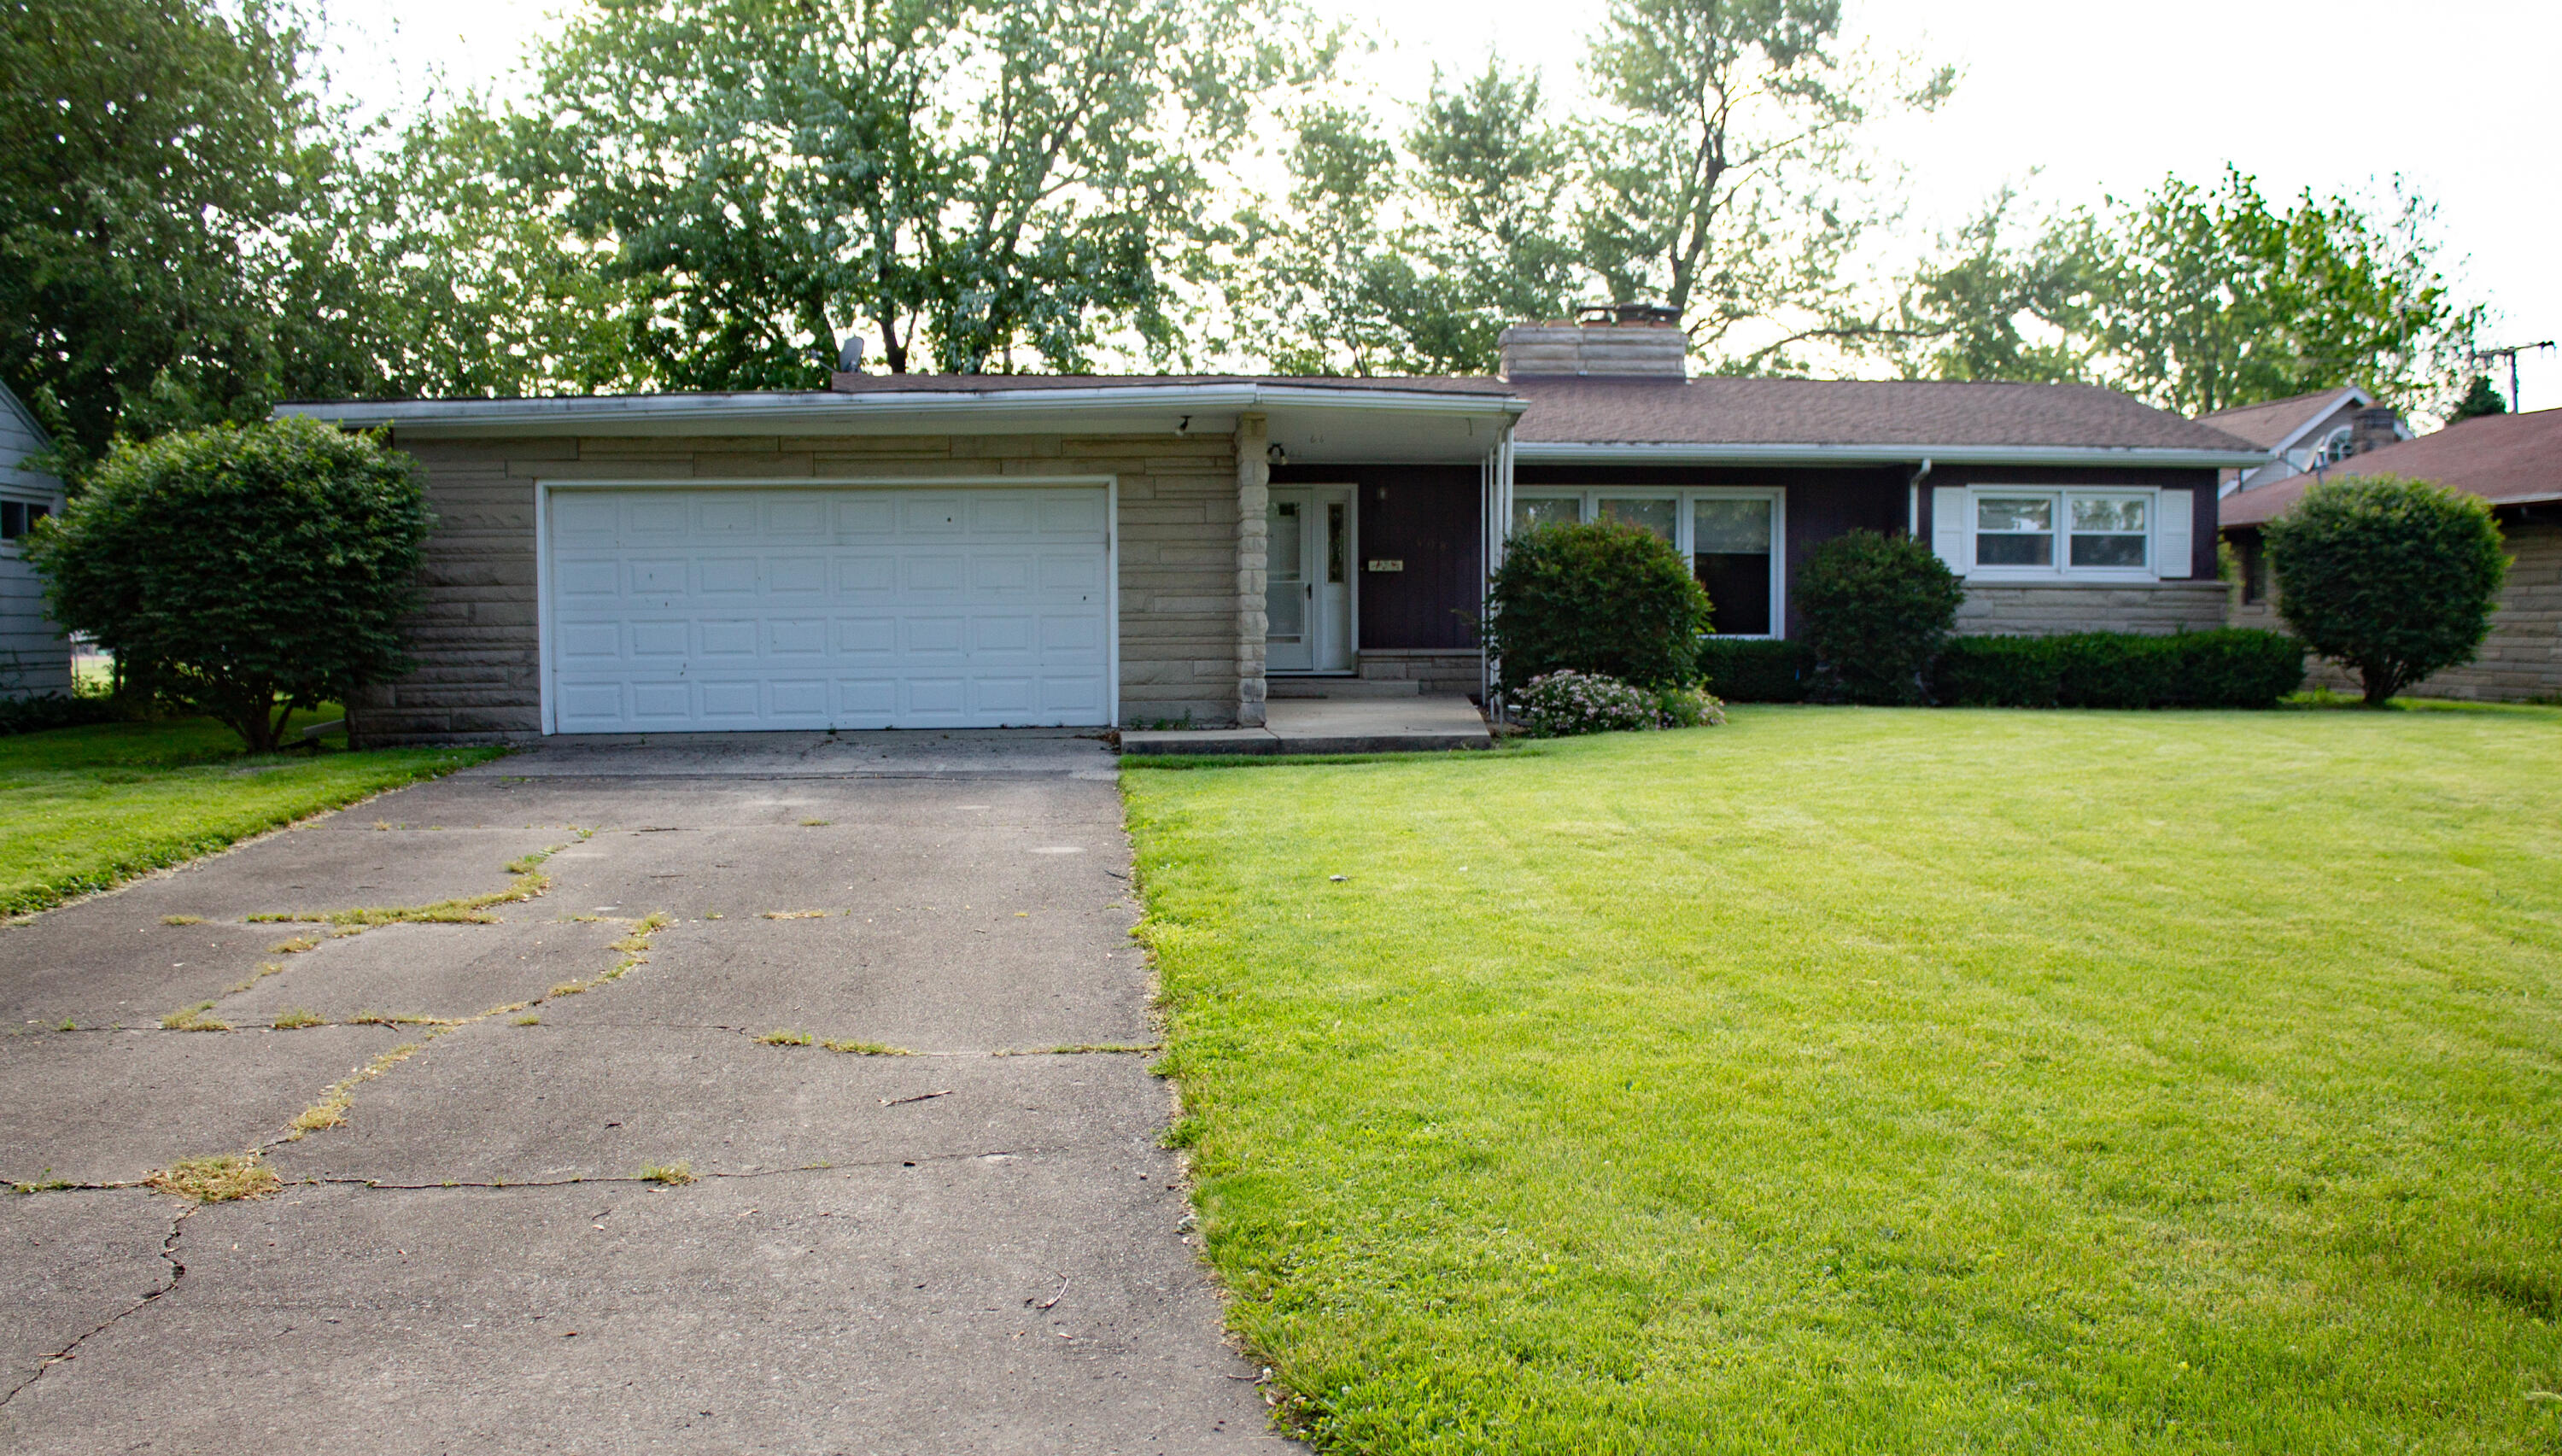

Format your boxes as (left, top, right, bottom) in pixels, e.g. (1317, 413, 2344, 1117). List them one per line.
(1510, 670, 1658, 737)
(1652, 686, 1728, 728)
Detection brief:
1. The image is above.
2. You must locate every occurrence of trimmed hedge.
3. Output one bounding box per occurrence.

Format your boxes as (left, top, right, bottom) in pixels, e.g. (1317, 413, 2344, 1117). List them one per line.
(1699, 630, 2305, 708)
(0, 692, 126, 738)
(1696, 638, 1816, 703)
(1936, 629, 2306, 709)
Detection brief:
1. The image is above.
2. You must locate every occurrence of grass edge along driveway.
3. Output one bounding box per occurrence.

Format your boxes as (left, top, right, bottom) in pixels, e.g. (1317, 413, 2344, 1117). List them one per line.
(0, 717, 500, 917)
(1125, 705, 2562, 1454)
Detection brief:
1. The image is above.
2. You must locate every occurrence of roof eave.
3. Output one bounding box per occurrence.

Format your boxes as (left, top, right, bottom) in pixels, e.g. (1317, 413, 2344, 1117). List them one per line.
(1512, 441, 2271, 469)
(276, 383, 1527, 438)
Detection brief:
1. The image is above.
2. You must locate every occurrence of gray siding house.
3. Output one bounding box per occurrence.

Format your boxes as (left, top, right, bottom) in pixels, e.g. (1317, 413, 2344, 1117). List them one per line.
(278, 312, 2267, 745)
(0, 380, 69, 698)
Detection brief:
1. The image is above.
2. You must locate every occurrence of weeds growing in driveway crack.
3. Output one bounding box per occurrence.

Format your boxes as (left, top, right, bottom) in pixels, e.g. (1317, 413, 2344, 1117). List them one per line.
(243, 832, 594, 938)
(267, 936, 319, 954)
(161, 1002, 230, 1032)
(148, 1153, 278, 1202)
(271, 1009, 324, 1030)
(639, 1162, 696, 1185)
(160, 915, 204, 926)
(287, 1040, 431, 1138)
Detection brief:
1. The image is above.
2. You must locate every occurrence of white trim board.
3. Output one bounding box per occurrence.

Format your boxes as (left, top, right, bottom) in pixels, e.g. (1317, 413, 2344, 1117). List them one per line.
(535, 474, 1120, 735)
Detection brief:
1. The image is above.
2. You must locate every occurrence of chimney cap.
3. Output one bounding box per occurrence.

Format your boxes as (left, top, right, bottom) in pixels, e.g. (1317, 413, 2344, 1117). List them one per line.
(1576, 303, 1682, 329)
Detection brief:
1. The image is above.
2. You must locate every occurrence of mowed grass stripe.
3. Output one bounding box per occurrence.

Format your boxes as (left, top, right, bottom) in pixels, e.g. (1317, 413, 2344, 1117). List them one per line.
(0, 717, 500, 916)
(1126, 705, 2562, 1453)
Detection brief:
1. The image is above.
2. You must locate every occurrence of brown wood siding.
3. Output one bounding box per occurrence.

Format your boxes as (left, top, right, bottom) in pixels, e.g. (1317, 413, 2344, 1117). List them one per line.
(1271, 463, 1483, 651)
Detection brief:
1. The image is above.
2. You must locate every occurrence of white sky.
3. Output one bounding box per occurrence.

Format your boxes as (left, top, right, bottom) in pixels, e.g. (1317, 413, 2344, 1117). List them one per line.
(314, 0, 2562, 411)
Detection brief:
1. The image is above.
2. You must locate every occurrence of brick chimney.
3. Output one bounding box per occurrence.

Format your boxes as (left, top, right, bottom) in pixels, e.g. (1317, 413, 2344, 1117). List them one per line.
(2348, 404, 2402, 455)
(1499, 305, 1688, 380)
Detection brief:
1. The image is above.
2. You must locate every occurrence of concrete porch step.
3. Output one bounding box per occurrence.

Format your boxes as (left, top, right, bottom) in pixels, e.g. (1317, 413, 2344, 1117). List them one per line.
(1121, 696, 1490, 757)
(1266, 677, 1420, 699)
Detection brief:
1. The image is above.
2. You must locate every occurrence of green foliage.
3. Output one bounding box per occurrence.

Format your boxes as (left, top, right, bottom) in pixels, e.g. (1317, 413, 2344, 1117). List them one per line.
(0, 1, 630, 469)
(1898, 167, 2483, 418)
(0, 692, 127, 739)
(1695, 636, 1816, 702)
(512, 0, 1321, 384)
(1795, 529, 1963, 704)
(2449, 374, 2507, 421)
(1578, 0, 1953, 372)
(2264, 475, 2508, 705)
(1486, 520, 1711, 693)
(26, 418, 433, 750)
(1935, 630, 2306, 709)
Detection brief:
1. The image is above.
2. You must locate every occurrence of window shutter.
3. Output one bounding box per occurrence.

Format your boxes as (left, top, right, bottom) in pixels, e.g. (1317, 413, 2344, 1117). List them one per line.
(2155, 489, 2193, 578)
(1931, 487, 1968, 572)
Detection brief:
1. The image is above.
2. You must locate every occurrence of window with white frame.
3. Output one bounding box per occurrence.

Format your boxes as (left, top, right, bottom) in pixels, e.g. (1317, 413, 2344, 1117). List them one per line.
(1510, 488, 1786, 637)
(1965, 488, 2155, 576)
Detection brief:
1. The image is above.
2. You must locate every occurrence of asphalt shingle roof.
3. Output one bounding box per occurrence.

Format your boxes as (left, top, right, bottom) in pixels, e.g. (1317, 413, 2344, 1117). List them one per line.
(1509, 377, 2262, 451)
(2195, 388, 2361, 449)
(2220, 408, 2562, 527)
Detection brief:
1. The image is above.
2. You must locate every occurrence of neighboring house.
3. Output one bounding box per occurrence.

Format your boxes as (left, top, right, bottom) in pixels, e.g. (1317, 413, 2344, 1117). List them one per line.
(2223, 407, 2562, 702)
(275, 310, 2265, 744)
(2198, 386, 2409, 497)
(0, 380, 70, 699)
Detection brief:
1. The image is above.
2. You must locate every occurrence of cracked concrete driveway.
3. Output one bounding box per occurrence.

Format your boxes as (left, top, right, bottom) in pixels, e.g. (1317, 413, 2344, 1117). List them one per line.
(0, 730, 1291, 1455)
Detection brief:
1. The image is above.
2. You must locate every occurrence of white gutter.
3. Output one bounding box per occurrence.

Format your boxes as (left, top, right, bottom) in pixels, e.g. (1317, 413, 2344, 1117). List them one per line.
(1512, 441, 2270, 469)
(278, 383, 1527, 435)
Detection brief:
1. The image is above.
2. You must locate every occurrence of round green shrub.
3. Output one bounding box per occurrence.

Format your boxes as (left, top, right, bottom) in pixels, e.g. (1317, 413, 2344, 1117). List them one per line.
(1796, 529, 1964, 704)
(2262, 475, 2507, 705)
(1486, 519, 1711, 693)
(26, 418, 434, 751)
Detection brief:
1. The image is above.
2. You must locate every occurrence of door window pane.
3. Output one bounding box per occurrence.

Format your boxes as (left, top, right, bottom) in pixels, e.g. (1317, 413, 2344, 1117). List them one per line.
(1512, 496, 1581, 532)
(1974, 496, 2055, 566)
(1266, 500, 1303, 640)
(1693, 498, 1774, 634)
(1599, 497, 1677, 541)
(2068, 495, 2148, 568)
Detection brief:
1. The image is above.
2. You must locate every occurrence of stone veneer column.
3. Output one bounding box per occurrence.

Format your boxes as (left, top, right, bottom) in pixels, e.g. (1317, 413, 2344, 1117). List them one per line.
(1233, 412, 1270, 727)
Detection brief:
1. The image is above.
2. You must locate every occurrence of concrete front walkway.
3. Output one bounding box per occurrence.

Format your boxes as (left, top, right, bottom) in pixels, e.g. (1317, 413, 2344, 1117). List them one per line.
(1122, 695, 1492, 756)
(0, 734, 1289, 1454)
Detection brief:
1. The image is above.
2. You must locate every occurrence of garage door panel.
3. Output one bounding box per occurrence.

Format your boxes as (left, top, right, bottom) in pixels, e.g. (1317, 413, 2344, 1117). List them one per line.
(550, 486, 1109, 731)
(766, 618, 827, 656)
(630, 558, 688, 594)
(904, 555, 966, 594)
(697, 619, 759, 658)
(767, 556, 828, 594)
(834, 495, 897, 537)
(904, 617, 966, 655)
(838, 556, 896, 594)
(631, 621, 687, 658)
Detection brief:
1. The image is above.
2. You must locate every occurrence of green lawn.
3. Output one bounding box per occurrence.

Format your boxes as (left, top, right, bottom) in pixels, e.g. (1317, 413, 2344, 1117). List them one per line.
(0, 717, 500, 917)
(1125, 706, 2562, 1453)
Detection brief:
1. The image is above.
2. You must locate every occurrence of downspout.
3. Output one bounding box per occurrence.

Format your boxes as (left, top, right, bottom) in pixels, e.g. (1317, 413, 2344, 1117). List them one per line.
(1907, 457, 1933, 538)
(1483, 422, 1517, 714)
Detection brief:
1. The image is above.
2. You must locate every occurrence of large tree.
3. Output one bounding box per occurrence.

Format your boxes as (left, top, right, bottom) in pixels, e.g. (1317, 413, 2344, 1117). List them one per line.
(1574, 0, 1952, 371)
(510, 0, 1322, 383)
(0, 0, 330, 465)
(1898, 168, 2483, 417)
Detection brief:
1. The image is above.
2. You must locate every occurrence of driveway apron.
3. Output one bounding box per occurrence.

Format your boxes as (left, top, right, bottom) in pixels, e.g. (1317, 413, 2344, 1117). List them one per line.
(0, 731, 1290, 1454)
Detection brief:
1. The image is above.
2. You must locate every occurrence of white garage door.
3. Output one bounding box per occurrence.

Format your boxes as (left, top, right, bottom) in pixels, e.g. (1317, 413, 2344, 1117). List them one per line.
(546, 485, 1113, 732)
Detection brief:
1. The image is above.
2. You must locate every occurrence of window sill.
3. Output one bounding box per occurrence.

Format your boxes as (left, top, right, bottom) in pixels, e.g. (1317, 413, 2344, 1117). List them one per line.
(1962, 570, 2173, 587)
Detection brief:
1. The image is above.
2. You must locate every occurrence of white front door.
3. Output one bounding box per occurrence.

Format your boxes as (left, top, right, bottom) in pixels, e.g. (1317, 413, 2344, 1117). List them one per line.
(1266, 486, 1353, 673)
(545, 484, 1113, 732)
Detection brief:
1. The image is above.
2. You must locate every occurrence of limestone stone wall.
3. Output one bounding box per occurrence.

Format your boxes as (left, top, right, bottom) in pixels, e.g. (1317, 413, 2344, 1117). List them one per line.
(1955, 582, 2229, 638)
(1355, 649, 1484, 699)
(352, 430, 1242, 745)
(2229, 518, 2561, 702)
